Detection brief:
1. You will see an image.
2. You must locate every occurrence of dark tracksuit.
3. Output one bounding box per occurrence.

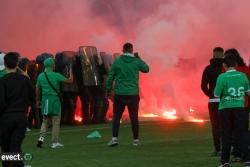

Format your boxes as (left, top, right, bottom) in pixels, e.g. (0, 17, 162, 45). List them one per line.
(106, 53, 149, 139)
(0, 72, 35, 167)
(201, 58, 223, 152)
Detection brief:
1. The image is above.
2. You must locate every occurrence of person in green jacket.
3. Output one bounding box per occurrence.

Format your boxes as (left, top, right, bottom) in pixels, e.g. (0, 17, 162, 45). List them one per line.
(36, 58, 73, 149)
(214, 50, 250, 167)
(106, 42, 149, 147)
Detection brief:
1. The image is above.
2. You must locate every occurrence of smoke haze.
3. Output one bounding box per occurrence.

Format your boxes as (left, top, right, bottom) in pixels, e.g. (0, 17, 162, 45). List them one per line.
(1, 0, 250, 119)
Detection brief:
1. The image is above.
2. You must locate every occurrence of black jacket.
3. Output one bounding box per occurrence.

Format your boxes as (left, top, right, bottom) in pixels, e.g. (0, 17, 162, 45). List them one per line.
(0, 72, 35, 115)
(201, 58, 223, 98)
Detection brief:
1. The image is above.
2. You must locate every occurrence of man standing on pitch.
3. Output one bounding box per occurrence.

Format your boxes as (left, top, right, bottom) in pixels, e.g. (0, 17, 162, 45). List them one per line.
(201, 47, 224, 156)
(0, 52, 35, 167)
(36, 58, 73, 148)
(106, 43, 149, 147)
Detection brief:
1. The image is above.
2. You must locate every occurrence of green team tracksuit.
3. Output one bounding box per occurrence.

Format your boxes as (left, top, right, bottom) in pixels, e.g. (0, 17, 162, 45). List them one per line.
(214, 69, 250, 164)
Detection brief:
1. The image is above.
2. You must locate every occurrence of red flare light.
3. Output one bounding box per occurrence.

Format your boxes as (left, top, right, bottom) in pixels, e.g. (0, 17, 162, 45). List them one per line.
(141, 113, 159, 118)
(74, 97, 83, 123)
(162, 109, 177, 120)
(186, 117, 204, 123)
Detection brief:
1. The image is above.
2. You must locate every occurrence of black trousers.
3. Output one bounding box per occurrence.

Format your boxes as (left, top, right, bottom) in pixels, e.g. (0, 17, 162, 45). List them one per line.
(208, 102, 221, 152)
(232, 107, 250, 157)
(1, 112, 27, 167)
(61, 92, 77, 125)
(27, 103, 41, 129)
(112, 95, 140, 139)
(219, 108, 250, 164)
(79, 89, 90, 124)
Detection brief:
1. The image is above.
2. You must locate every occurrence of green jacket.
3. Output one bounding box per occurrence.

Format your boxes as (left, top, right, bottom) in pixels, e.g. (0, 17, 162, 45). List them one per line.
(0, 70, 7, 78)
(106, 53, 149, 95)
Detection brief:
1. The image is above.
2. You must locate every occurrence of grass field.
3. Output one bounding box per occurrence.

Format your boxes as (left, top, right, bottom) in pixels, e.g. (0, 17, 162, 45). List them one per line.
(21, 121, 243, 167)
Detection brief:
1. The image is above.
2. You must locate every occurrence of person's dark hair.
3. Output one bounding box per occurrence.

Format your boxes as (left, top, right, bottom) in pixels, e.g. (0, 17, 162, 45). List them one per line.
(224, 48, 245, 66)
(123, 43, 133, 53)
(213, 47, 224, 53)
(4, 52, 20, 69)
(18, 57, 30, 71)
(36, 52, 53, 64)
(223, 53, 237, 67)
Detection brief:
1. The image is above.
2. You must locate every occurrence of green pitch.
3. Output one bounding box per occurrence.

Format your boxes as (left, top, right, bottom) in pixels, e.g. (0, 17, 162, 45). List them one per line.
(22, 121, 242, 167)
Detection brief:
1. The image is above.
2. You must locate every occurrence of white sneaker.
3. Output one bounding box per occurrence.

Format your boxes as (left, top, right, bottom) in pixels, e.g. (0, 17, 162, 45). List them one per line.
(51, 142, 64, 149)
(26, 128, 31, 132)
(133, 139, 141, 146)
(37, 136, 44, 148)
(245, 161, 250, 167)
(218, 163, 230, 167)
(56, 143, 64, 147)
(107, 138, 118, 147)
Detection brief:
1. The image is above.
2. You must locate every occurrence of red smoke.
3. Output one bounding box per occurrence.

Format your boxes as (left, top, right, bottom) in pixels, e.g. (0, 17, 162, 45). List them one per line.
(1, 0, 250, 120)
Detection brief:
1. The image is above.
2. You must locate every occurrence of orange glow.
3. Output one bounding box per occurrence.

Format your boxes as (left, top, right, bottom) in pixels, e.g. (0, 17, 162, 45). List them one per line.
(74, 115, 82, 122)
(162, 109, 177, 120)
(141, 113, 159, 118)
(187, 118, 204, 123)
(74, 97, 83, 123)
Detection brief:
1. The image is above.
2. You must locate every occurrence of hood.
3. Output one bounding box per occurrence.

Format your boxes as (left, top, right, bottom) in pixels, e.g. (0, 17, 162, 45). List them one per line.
(210, 58, 223, 67)
(120, 53, 136, 63)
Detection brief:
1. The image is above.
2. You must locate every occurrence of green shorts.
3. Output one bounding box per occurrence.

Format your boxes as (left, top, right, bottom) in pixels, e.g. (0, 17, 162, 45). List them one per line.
(42, 95, 61, 116)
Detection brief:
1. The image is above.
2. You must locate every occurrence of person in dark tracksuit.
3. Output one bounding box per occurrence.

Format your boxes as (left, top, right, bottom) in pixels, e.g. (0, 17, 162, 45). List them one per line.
(201, 47, 224, 156)
(0, 52, 35, 167)
(106, 43, 149, 147)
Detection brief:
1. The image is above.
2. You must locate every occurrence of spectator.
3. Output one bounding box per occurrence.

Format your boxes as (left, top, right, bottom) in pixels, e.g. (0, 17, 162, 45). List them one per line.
(106, 43, 149, 147)
(0, 52, 35, 167)
(214, 50, 250, 167)
(201, 47, 224, 156)
(36, 58, 73, 148)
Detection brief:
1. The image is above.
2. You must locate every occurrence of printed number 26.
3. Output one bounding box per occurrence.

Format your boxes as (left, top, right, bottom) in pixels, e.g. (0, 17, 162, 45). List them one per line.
(228, 87, 245, 96)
